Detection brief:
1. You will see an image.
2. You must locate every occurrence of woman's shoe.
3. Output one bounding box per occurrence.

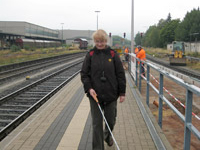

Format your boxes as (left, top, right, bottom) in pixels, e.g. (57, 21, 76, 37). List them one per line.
(105, 136, 113, 147)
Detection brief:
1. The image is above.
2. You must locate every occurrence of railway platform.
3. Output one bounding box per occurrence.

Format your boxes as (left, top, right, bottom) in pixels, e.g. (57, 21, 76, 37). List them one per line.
(0, 72, 172, 150)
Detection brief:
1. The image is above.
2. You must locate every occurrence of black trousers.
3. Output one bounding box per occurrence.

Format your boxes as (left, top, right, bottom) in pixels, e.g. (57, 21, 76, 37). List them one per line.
(89, 97, 117, 150)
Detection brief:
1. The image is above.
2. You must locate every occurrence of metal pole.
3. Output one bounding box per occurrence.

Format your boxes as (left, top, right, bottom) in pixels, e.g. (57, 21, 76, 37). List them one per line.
(158, 73, 163, 128)
(184, 90, 193, 150)
(190, 33, 191, 52)
(146, 65, 150, 107)
(131, 0, 134, 53)
(95, 11, 100, 30)
(61, 23, 64, 46)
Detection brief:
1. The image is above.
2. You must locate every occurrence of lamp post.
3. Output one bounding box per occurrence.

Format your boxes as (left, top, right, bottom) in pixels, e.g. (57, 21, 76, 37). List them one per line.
(95, 11, 100, 30)
(131, 0, 134, 53)
(61, 23, 64, 46)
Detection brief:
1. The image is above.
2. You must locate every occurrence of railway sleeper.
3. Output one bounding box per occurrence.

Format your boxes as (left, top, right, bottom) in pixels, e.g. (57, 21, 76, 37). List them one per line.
(15, 94, 46, 100)
(0, 104, 31, 109)
(22, 91, 50, 96)
(33, 88, 57, 91)
(34, 86, 57, 90)
(4, 101, 37, 105)
(53, 76, 68, 79)
(28, 90, 52, 93)
(13, 97, 41, 100)
(50, 79, 66, 82)
(19, 93, 47, 97)
(0, 109, 24, 114)
(0, 120, 11, 127)
(0, 113, 18, 120)
(42, 81, 62, 85)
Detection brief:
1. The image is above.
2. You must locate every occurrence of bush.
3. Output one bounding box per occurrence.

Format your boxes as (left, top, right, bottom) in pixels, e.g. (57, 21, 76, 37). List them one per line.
(30, 46, 36, 51)
(24, 44, 30, 50)
(10, 45, 21, 52)
(186, 52, 200, 58)
(192, 52, 200, 57)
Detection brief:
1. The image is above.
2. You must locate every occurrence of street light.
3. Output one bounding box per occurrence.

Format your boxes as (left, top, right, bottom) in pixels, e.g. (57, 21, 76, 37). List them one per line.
(61, 23, 64, 46)
(95, 11, 100, 30)
(131, 0, 134, 53)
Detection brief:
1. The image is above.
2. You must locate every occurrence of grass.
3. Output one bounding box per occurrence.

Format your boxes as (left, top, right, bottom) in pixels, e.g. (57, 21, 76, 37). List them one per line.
(0, 47, 85, 66)
(145, 47, 171, 58)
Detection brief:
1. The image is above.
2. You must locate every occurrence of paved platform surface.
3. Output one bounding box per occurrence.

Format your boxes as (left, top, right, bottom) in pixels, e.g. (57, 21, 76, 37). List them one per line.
(0, 73, 172, 150)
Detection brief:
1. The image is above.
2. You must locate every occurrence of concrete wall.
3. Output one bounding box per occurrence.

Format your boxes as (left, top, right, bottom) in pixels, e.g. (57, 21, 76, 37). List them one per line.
(0, 21, 25, 35)
(167, 42, 200, 53)
(185, 42, 200, 52)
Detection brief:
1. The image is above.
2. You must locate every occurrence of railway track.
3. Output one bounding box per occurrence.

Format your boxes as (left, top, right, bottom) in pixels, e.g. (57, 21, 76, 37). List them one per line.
(0, 59, 83, 141)
(146, 54, 200, 80)
(0, 52, 86, 84)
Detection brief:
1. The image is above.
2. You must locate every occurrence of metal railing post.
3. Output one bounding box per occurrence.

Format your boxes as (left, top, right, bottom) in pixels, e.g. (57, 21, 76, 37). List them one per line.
(158, 73, 163, 128)
(128, 55, 131, 72)
(139, 61, 142, 92)
(135, 59, 138, 86)
(146, 65, 150, 107)
(184, 90, 193, 150)
(129, 57, 200, 149)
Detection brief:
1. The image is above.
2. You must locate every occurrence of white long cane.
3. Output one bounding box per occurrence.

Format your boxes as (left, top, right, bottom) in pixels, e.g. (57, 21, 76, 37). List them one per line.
(92, 94, 120, 150)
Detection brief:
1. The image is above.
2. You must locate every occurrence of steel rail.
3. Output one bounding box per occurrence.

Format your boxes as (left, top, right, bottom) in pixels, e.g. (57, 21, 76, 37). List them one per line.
(146, 54, 200, 80)
(0, 52, 85, 83)
(0, 60, 83, 141)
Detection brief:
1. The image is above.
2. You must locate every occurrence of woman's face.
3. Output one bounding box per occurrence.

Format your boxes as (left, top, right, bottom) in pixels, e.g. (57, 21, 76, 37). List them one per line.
(94, 39, 107, 50)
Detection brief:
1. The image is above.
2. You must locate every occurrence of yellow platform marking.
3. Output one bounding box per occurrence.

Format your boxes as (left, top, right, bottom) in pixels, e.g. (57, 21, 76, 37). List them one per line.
(56, 95, 90, 150)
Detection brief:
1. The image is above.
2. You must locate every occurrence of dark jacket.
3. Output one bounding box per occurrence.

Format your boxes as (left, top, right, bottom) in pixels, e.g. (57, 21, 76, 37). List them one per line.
(80, 46, 126, 103)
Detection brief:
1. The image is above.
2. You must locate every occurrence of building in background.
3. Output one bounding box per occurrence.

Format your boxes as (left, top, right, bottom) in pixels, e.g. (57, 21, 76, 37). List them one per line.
(59, 29, 94, 46)
(0, 21, 113, 49)
(167, 42, 200, 53)
(0, 21, 60, 49)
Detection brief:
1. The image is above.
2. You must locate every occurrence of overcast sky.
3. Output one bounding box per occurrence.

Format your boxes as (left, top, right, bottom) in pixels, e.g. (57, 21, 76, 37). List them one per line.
(0, 0, 199, 39)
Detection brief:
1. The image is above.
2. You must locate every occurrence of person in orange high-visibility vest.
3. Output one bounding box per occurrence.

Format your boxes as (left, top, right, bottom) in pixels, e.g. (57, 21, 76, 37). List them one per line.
(134, 47, 139, 54)
(124, 47, 129, 61)
(136, 45, 146, 77)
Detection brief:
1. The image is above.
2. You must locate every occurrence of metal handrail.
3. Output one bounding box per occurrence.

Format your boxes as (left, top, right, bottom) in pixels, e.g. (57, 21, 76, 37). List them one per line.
(128, 54, 200, 150)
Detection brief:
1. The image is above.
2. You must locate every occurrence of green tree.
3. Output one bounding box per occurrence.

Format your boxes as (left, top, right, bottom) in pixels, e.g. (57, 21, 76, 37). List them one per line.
(135, 32, 142, 46)
(166, 13, 172, 23)
(142, 25, 161, 48)
(112, 35, 131, 48)
(135, 8, 200, 48)
(157, 18, 167, 29)
(160, 19, 180, 47)
(175, 8, 200, 42)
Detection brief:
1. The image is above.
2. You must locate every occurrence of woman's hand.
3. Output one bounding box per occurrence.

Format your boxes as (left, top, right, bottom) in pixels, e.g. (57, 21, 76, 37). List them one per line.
(119, 96, 125, 103)
(89, 88, 97, 97)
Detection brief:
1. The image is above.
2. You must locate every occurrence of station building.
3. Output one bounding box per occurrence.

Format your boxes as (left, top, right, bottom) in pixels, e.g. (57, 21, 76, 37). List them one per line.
(0, 21, 60, 48)
(0, 21, 113, 49)
(59, 29, 94, 46)
(0, 21, 99, 49)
